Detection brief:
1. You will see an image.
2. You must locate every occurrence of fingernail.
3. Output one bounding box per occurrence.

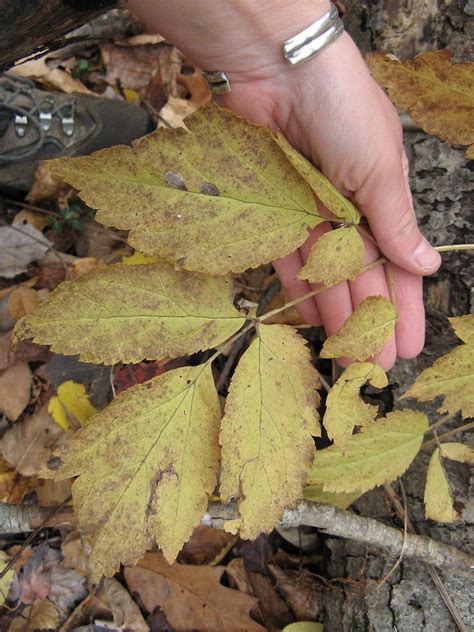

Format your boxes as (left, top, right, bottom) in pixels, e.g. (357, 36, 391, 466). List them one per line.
(414, 237, 441, 272)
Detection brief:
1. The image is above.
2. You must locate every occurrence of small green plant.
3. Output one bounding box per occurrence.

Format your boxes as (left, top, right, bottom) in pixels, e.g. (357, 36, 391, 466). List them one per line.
(14, 102, 473, 582)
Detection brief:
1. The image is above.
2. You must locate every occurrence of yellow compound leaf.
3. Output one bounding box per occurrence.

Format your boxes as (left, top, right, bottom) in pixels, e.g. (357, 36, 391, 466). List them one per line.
(402, 314, 474, 418)
(298, 226, 365, 286)
(48, 381, 96, 431)
(323, 362, 388, 451)
(320, 296, 397, 361)
(220, 324, 321, 539)
(440, 442, 474, 465)
(424, 448, 458, 523)
(308, 410, 428, 494)
(14, 262, 245, 365)
(47, 102, 326, 275)
(367, 50, 474, 159)
(274, 132, 360, 224)
(42, 364, 221, 581)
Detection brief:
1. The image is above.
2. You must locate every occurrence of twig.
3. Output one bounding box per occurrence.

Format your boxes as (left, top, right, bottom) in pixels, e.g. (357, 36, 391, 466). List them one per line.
(205, 501, 473, 576)
(435, 244, 474, 252)
(423, 422, 474, 450)
(378, 480, 408, 587)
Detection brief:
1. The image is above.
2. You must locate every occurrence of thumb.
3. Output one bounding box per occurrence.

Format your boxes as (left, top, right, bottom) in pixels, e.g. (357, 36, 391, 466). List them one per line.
(355, 153, 441, 275)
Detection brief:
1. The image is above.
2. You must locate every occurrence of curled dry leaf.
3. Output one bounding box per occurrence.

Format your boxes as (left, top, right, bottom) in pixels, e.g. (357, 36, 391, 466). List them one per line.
(320, 296, 397, 361)
(124, 552, 265, 631)
(0, 362, 31, 421)
(220, 324, 320, 539)
(0, 224, 52, 279)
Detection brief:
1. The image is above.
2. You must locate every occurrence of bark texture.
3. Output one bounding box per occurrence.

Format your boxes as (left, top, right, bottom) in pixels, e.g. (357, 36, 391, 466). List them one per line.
(319, 2, 474, 630)
(0, 0, 119, 71)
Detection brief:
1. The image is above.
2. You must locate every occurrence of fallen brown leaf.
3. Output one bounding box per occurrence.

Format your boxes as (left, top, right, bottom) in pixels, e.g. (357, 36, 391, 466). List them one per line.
(268, 564, 321, 621)
(1, 407, 65, 476)
(95, 577, 149, 631)
(8, 599, 59, 632)
(0, 362, 31, 421)
(177, 70, 211, 107)
(0, 455, 38, 504)
(11, 58, 92, 94)
(125, 552, 265, 631)
(8, 287, 46, 322)
(178, 525, 237, 565)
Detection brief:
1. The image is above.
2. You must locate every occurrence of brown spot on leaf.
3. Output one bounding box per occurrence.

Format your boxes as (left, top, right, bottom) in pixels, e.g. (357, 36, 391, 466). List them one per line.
(164, 171, 188, 191)
(200, 182, 220, 196)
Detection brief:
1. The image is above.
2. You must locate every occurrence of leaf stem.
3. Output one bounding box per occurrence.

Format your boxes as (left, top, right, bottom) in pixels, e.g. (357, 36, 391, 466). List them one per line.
(435, 244, 474, 252)
(422, 422, 474, 450)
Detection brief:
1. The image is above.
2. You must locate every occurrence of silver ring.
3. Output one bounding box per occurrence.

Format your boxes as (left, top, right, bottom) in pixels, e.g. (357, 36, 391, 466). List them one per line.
(283, 3, 344, 66)
(201, 70, 231, 95)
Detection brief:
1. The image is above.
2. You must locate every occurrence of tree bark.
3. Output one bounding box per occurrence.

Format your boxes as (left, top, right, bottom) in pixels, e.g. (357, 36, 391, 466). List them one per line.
(0, 0, 119, 71)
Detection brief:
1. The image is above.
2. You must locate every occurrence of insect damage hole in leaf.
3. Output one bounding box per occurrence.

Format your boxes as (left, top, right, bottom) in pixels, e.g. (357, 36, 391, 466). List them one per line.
(46, 102, 337, 275)
(220, 323, 321, 539)
(323, 362, 388, 451)
(41, 364, 221, 581)
(14, 262, 246, 365)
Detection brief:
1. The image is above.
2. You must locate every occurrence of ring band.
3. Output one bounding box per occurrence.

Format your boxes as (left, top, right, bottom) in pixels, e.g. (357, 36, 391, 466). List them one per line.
(283, 3, 344, 66)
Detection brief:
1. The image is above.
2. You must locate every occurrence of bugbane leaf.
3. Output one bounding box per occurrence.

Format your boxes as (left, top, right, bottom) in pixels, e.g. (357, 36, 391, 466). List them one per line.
(367, 50, 474, 158)
(323, 362, 388, 451)
(303, 484, 361, 510)
(308, 410, 428, 494)
(298, 226, 365, 286)
(402, 314, 474, 418)
(42, 364, 221, 581)
(320, 296, 397, 361)
(424, 448, 458, 523)
(274, 133, 360, 224)
(220, 324, 320, 539)
(47, 103, 326, 274)
(14, 263, 245, 364)
(439, 442, 474, 466)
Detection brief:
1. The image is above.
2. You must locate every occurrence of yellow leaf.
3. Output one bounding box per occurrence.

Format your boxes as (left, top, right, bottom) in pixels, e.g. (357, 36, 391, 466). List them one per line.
(220, 324, 320, 539)
(274, 132, 360, 224)
(42, 364, 221, 581)
(424, 448, 458, 523)
(323, 362, 388, 451)
(48, 381, 97, 431)
(367, 50, 474, 158)
(308, 410, 428, 494)
(8, 599, 59, 632)
(0, 551, 14, 604)
(14, 262, 245, 365)
(122, 252, 159, 265)
(47, 102, 326, 274)
(440, 442, 474, 465)
(298, 226, 365, 286)
(320, 296, 397, 361)
(283, 623, 324, 632)
(303, 484, 361, 510)
(402, 314, 474, 418)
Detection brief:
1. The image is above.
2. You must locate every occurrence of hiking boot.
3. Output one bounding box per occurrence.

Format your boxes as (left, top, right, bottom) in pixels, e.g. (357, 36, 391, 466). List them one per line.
(0, 73, 155, 191)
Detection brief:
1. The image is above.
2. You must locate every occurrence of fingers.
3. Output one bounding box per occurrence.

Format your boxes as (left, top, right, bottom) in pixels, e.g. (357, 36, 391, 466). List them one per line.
(391, 265, 425, 358)
(354, 150, 441, 277)
(273, 250, 322, 325)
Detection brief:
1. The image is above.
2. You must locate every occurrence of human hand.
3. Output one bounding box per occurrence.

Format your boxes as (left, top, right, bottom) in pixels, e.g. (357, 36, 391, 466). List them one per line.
(126, 0, 442, 370)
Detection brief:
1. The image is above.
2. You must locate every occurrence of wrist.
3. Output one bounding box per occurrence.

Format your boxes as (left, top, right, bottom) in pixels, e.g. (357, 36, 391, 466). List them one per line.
(124, 0, 331, 80)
